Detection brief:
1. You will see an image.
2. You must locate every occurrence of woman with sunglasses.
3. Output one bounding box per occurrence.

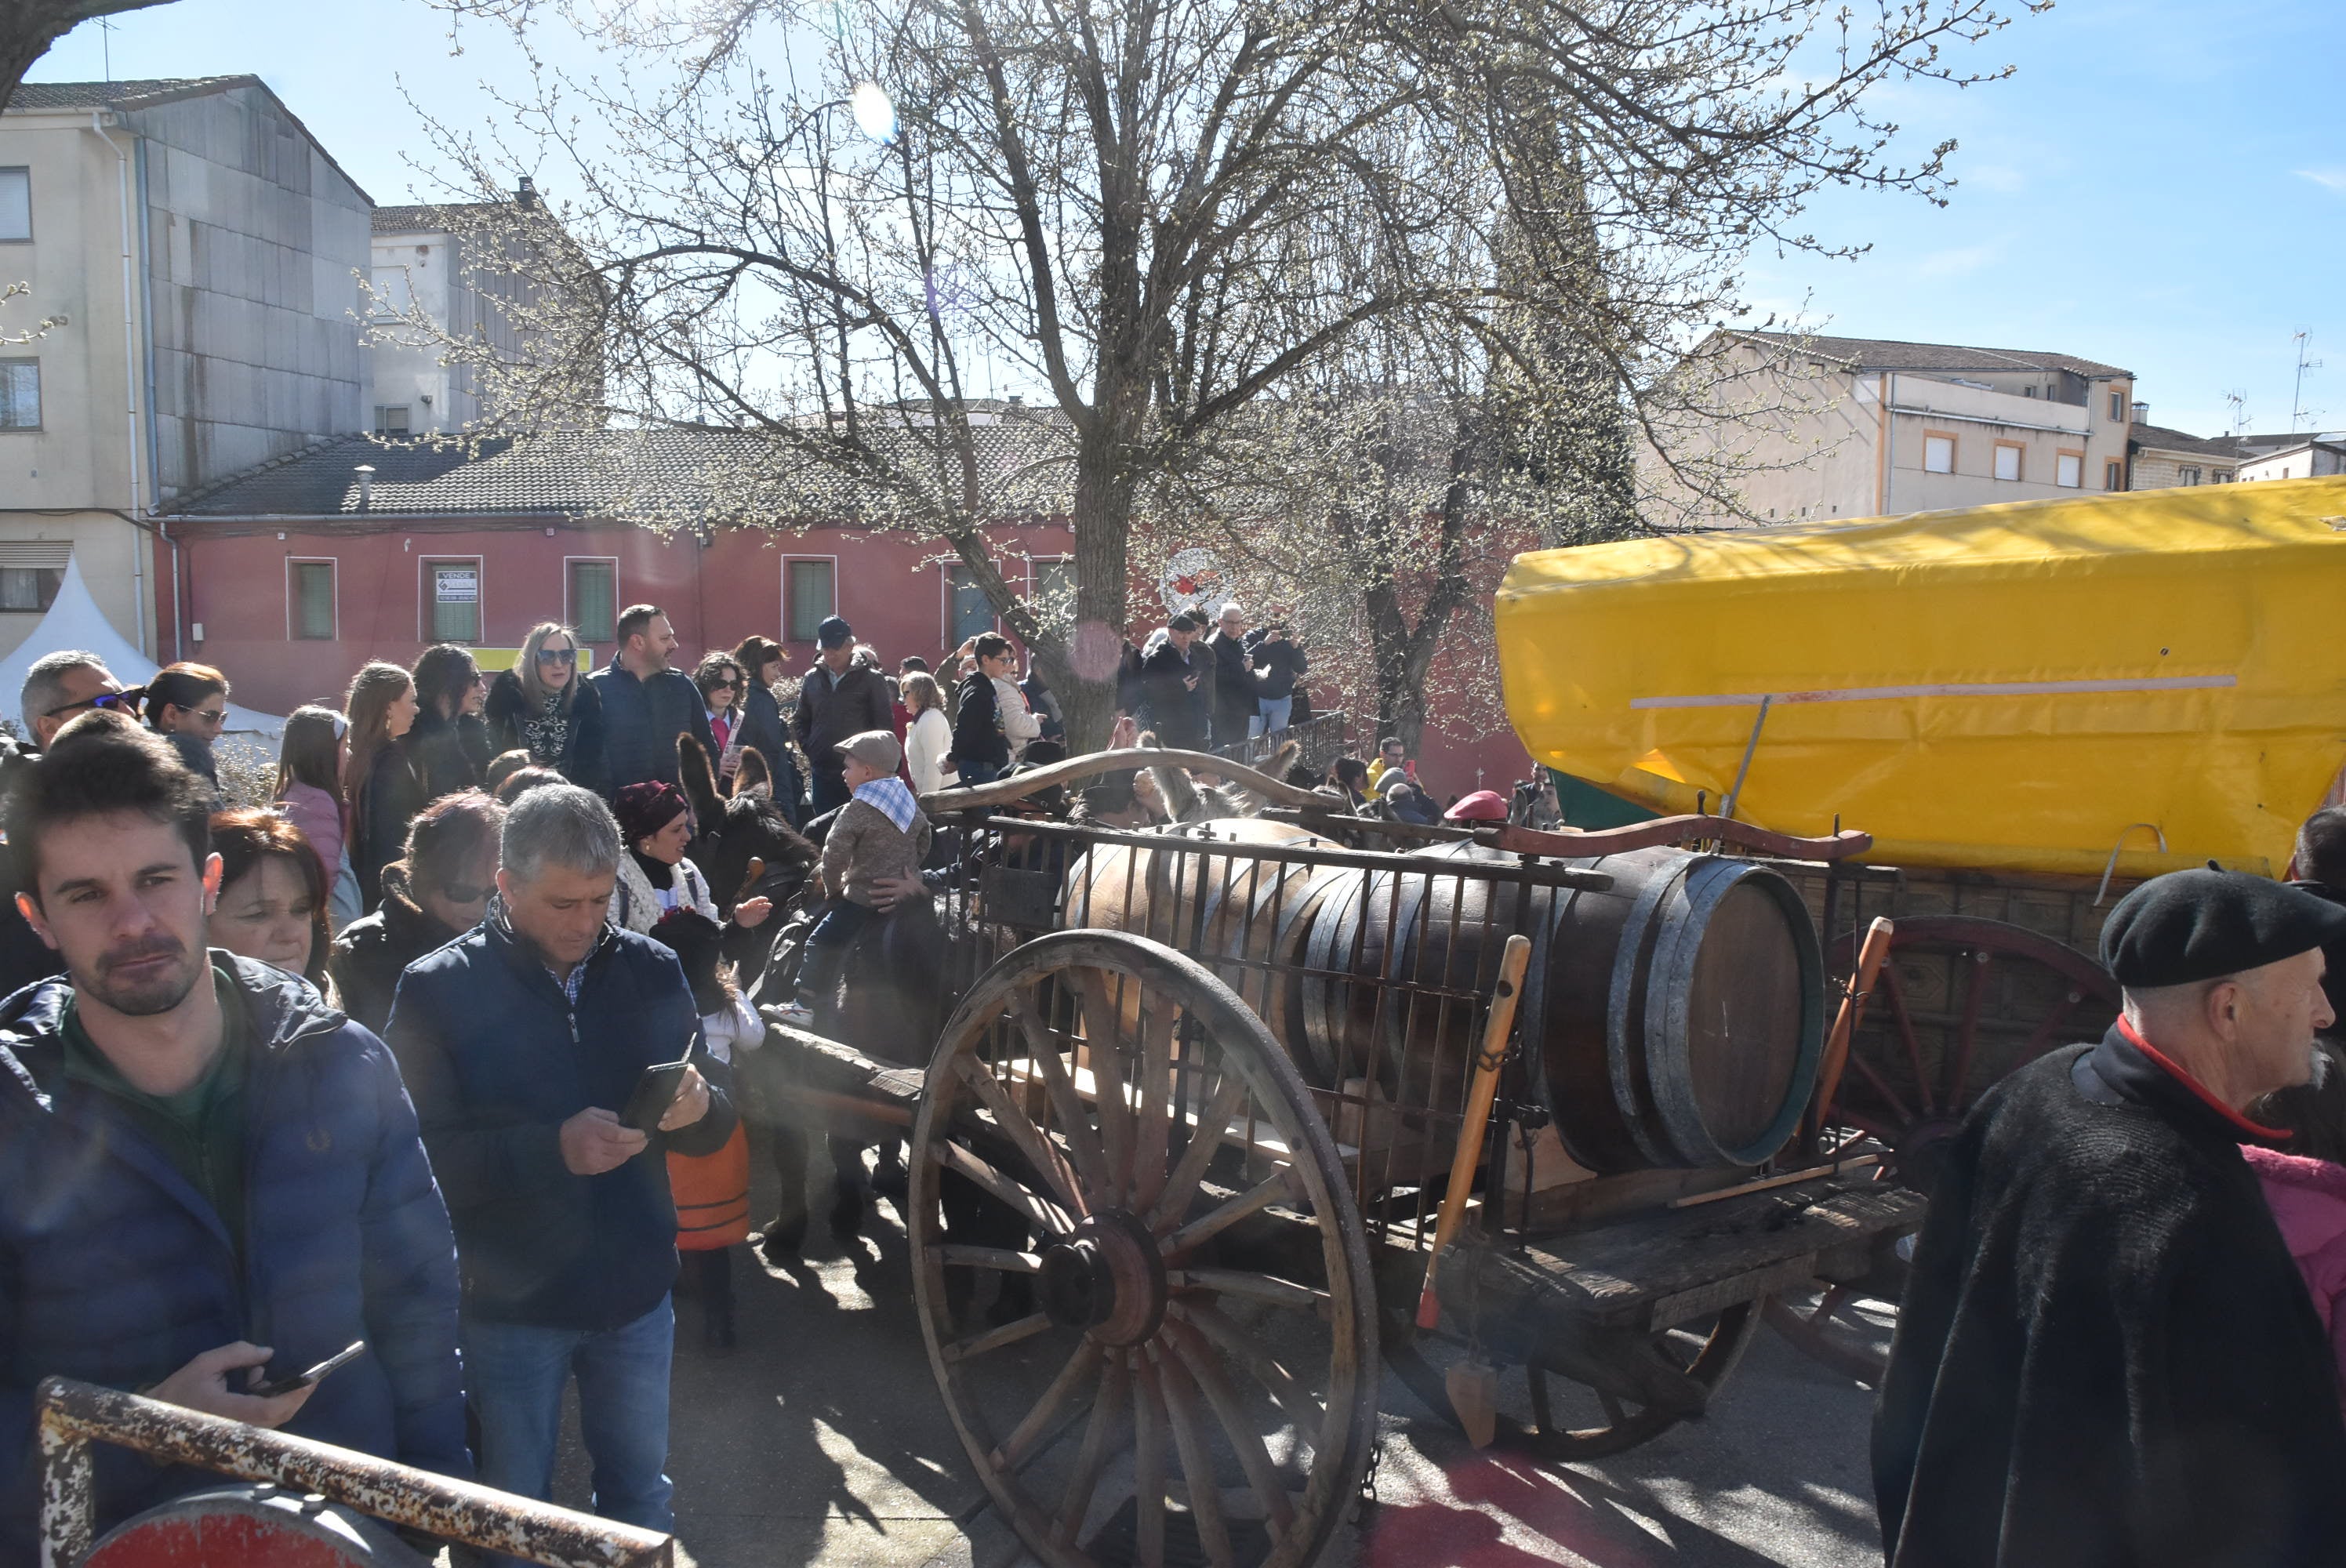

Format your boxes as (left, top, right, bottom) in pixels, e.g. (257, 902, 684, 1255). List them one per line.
(485, 621, 608, 795)
(693, 652, 749, 782)
(143, 662, 231, 800)
(329, 789, 505, 1036)
(407, 644, 488, 800)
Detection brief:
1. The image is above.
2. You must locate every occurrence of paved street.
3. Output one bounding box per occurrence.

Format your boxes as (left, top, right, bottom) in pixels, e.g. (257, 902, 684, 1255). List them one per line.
(550, 1147, 1894, 1568)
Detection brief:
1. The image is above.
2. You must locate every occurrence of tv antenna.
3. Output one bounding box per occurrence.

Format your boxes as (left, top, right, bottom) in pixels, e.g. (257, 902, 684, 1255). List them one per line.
(2292, 329, 2323, 433)
(96, 16, 115, 81)
(2224, 390, 2250, 437)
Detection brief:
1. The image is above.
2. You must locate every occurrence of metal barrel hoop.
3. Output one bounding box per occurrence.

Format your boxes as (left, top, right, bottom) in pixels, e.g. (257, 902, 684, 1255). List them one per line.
(1604, 855, 1694, 1169)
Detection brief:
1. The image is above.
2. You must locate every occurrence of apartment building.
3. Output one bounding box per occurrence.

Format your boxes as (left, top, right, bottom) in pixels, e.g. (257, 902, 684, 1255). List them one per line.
(367, 180, 557, 437)
(1650, 331, 2136, 527)
(0, 75, 372, 658)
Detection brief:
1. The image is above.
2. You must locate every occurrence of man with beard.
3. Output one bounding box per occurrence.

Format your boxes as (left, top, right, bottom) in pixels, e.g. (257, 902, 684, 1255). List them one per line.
(1875, 868, 2346, 1566)
(0, 714, 467, 1557)
(587, 604, 717, 796)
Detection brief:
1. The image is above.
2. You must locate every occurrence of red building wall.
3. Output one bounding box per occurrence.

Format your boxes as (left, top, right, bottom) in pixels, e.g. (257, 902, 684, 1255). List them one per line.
(171, 514, 1535, 800)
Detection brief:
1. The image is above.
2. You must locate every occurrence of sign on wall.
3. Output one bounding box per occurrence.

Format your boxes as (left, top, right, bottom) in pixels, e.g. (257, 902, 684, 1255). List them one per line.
(434, 566, 479, 604)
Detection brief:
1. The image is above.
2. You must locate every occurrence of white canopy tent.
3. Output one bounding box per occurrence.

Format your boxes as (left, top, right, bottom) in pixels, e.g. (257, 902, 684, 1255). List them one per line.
(0, 557, 285, 739)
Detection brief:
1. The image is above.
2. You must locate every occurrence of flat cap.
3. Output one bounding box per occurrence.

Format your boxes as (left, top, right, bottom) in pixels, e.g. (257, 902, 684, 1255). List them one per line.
(835, 728, 902, 772)
(2099, 868, 2346, 987)
(1167, 612, 1202, 633)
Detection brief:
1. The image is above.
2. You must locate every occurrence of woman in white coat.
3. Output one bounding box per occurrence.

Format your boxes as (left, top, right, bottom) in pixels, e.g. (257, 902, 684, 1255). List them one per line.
(902, 670, 957, 796)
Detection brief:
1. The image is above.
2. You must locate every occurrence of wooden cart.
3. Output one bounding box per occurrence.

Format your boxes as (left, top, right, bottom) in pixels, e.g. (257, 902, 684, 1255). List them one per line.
(754, 757, 1927, 1568)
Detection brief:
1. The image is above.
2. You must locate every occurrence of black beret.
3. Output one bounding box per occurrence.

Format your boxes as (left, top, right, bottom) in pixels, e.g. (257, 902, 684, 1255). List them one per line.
(2100, 869, 2346, 987)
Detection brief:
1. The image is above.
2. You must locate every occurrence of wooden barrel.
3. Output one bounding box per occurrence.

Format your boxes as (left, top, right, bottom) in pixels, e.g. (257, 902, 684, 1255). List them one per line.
(1066, 829, 1821, 1172)
(1519, 848, 1825, 1169)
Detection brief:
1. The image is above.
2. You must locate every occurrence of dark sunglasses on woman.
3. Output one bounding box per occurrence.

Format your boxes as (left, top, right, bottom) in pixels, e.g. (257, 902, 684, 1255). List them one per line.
(535, 648, 577, 667)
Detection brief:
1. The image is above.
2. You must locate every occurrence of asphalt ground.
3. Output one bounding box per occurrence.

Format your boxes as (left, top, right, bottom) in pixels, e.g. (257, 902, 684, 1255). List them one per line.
(547, 1140, 1896, 1568)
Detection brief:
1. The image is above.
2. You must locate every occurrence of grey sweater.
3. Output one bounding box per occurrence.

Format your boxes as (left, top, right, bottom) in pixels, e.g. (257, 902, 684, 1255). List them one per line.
(822, 797, 932, 908)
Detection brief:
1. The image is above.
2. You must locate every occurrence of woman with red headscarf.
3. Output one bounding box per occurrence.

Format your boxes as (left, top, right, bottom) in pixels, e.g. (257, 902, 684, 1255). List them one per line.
(608, 782, 774, 939)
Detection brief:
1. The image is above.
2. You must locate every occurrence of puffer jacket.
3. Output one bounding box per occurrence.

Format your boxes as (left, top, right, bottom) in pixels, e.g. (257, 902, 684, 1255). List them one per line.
(384, 913, 736, 1331)
(584, 663, 717, 797)
(0, 956, 468, 1558)
(328, 865, 468, 1037)
(791, 662, 894, 785)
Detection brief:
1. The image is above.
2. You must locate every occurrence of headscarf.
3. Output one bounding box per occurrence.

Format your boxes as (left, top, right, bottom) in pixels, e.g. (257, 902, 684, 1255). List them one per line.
(614, 780, 689, 848)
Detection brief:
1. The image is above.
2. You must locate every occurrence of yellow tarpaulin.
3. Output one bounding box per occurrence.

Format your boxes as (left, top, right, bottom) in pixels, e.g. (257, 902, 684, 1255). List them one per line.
(1496, 477, 2346, 879)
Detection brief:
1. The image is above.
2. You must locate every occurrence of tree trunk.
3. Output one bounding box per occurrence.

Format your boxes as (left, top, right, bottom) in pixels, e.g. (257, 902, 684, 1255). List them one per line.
(0, 0, 180, 111)
(1058, 416, 1141, 753)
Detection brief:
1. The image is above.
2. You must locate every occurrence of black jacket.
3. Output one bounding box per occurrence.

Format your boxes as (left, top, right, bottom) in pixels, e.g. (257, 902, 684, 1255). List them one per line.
(1205, 629, 1255, 742)
(0, 739, 61, 1001)
(384, 913, 736, 1331)
(1873, 1024, 2346, 1566)
(1138, 637, 1210, 751)
(328, 866, 467, 1037)
(791, 662, 894, 780)
(585, 662, 717, 797)
(735, 684, 805, 823)
(351, 742, 425, 912)
(483, 670, 609, 794)
(405, 709, 483, 802)
(1244, 629, 1309, 700)
(949, 671, 1008, 771)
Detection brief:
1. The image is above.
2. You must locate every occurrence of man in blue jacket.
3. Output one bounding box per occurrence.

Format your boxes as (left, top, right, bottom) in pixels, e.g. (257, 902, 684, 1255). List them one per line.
(585, 604, 717, 797)
(387, 784, 734, 1541)
(0, 714, 467, 1560)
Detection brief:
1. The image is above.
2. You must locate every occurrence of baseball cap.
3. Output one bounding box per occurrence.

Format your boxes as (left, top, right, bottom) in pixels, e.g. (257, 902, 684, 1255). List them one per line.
(816, 616, 854, 648)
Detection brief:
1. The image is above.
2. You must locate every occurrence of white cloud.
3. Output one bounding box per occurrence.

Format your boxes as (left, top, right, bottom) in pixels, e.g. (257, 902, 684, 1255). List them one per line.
(1915, 243, 2002, 279)
(2297, 169, 2346, 196)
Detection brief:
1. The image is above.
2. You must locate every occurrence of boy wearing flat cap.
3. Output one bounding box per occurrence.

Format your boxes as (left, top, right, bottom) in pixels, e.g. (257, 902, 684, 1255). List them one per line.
(772, 731, 930, 1029)
(1876, 869, 2346, 1566)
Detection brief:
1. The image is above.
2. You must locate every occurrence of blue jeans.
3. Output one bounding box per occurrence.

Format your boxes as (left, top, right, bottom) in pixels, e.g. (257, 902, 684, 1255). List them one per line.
(956, 760, 1003, 787)
(811, 768, 850, 818)
(1254, 696, 1292, 737)
(796, 898, 876, 1008)
(462, 1298, 677, 1540)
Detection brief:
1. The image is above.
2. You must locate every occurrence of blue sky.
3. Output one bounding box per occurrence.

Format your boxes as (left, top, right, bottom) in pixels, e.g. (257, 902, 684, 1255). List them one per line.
(30, 0, 2345, 438)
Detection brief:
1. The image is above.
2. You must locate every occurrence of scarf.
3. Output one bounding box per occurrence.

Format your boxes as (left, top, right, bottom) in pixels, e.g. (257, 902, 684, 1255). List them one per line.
(854, 774, 919, 833)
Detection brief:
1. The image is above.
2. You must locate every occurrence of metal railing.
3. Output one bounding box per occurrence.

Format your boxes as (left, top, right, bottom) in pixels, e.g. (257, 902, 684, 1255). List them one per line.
(38, 1378, 672, 1568)
(1208, 710, 1351, 777)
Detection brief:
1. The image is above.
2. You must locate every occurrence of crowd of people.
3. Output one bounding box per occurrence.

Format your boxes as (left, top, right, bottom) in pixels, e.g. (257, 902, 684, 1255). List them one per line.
(0, 593, 1467, 1558)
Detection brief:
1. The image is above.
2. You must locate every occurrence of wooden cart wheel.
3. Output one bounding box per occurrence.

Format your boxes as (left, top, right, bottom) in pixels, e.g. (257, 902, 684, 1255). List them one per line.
(1820, 915, 2120, 1187)
(908, 929, 1380, 1568)
(1379, 1301, 1762, 1461)
(1761, 1287, 1894, 1387)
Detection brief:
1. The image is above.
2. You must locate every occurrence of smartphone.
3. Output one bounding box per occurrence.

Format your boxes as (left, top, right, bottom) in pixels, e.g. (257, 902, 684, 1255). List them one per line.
(619, 1059, 694, 1133)
(252, 1341, 365, 1399)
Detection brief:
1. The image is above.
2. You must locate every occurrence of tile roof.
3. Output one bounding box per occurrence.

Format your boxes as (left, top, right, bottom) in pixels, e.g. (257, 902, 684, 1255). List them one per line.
(1733, 330, 2131, 379)
(168, 421, 1080, 524)
(2129, 423, 2243, 459)
(5, 76, 256, 111)
(372, 202, 509, 234)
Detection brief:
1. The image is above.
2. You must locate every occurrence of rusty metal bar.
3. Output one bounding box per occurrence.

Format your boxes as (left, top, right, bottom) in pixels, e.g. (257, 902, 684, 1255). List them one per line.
(37, 1377, 672, 1568)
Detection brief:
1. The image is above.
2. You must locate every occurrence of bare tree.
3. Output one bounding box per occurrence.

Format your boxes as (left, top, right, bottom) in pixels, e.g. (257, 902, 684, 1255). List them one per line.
(417, 0, 2032, 747)
(0, 0, 178, 110)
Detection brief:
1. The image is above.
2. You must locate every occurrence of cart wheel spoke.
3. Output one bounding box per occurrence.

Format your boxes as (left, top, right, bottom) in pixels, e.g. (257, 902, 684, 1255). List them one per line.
(1595, 1389, 1628, 1427)
(1165, 1170, 1297, 1257)
(1174, 1301, 1324, 1434)
(1134, 1357, 1169, 1568)
(1151, 1068, 1253, 1232)
(1069, 967, 1138, 1193)
(1845, 1050, 1918, 1127)
(1879, 965, 1937, 1116)
(1011, 993, 1117, 1200)
(935, 1139, 1072, 1237)
(1943, 949, 1991, 1112)
(1130, 1002, 1179, 1214)
(1157, 1350, 1238, 1568)
(1052, 1358, 1131, 1547)
(956, 1055, 1091, 1219)
(1174, 1267, 1331, 1317)
(1164, 1318, 1298, 1534)
(993, 1344, 1106, 1474)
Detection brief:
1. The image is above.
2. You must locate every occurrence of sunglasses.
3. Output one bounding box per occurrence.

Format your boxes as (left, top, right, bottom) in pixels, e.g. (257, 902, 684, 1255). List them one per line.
(709, 678, 740, 691)
(535, 648, 577, 666)
(45, 684, 146, 720)
(440, 884, 493, 905)
(187, 707, 227, 726)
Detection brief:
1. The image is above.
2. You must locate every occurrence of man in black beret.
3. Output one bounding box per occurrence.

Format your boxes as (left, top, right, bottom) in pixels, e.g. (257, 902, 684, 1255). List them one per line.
(1875, 868, 2346, 1567)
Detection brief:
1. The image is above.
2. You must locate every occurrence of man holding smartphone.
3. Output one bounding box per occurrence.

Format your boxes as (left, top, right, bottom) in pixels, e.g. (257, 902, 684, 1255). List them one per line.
(0, 715, 467, 1555)
(387, 785, 733, 1548)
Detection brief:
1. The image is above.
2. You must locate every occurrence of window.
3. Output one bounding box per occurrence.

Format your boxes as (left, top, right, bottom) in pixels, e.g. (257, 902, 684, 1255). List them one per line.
(565, 558, 616, 643)
(2177, 466, 2202, 487)
(289, 560, 336, 640)
(1029, 557, 1075, 637)
(1923, 433, 1955, 474)
(2214, 470, 2234, 483)
(2023, 386, 2037, 398)
(784, 558, 836, 642)
(1993, 443, 2023, 482)
(369, 266, 413, 318)
(2055, 451, 2083, 488)
(423, 558, 481, 642)
(2106, 459, 2124, 491)
(372, 405, 411, 437)
(0, 169, 27, 242)
(0, 567, 60, 612)
(947, 563, 996, 644)
(2109, 391, 2124, 422)
(0, 361, 38, 430)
